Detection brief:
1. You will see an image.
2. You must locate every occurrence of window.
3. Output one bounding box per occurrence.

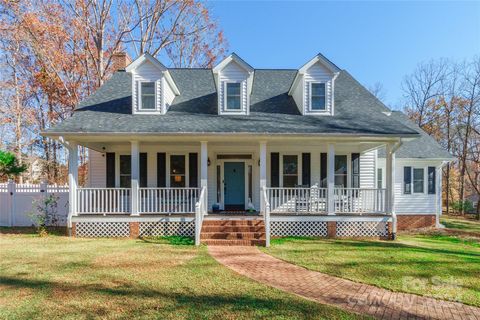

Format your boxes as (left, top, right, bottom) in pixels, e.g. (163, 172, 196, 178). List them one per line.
(170, 155, 186, 187)
(351, 153, 360, 188)
(413, 168, 424, 193)
(140, 82, 155, 110)
(377, 168, 383, 189)
(310, 83, 326, 110)
(428, 167, 436, 194)
(334, 155, 347, 187)
(283, 155, 298, 187)
(226, 82, 241, 110)
(119, 155, 131, 188)
(404, 166, 411, 194)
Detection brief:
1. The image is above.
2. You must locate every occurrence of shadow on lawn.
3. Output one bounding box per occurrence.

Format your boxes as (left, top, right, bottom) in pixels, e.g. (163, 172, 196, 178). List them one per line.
(0, 275, 349, 318)
(0, 226, 67, 236)
(271, 237, 480, 258)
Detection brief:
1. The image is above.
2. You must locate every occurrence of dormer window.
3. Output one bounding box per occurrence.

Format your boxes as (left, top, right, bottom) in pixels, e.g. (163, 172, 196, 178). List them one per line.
(310, 82, 326, 110)
(139, 82, 156, 110)
(226, 82, 241, 110)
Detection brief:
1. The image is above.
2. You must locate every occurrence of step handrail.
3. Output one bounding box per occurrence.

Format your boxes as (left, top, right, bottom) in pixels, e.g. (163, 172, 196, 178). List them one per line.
(262, 186, 271, 247)
(195, 186, 207, 246)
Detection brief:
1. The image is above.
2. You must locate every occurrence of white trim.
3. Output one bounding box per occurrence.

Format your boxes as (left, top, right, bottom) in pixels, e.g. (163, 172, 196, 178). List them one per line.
(218, 157, 253, 210)
(72, 216, 194, 223)
(223, 81, 243, 112)
(138, 81, 157, 112)
(308, 82, 327, 112)
(213, 53, 254, 74)
(271, 215, 392, 222)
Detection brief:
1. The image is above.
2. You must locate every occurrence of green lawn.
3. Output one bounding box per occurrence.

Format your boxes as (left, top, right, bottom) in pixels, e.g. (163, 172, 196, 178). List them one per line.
(262, 234, 480, 307)
(441, 216, 480, 234)
(0, 231, 366, 320)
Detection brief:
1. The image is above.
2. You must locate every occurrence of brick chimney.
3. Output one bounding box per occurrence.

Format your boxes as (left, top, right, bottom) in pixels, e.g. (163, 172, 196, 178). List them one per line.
(111, 52, 131, 71)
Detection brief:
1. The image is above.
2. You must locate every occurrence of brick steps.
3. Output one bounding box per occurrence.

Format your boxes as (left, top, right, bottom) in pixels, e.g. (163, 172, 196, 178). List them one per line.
(201, 219, 266, 246)
(202, 239, 266, 246)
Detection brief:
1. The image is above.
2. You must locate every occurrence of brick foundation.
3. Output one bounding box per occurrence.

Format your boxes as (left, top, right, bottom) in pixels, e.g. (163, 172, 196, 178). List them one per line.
(71, 222, 76, 237)
(396, 215, 436, 231)
(327, 221, 336, 238)
(129, 222, 139, 238)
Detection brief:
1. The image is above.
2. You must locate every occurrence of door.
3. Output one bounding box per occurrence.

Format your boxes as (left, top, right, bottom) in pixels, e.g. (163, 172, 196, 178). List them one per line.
(224, 162, 245, 210)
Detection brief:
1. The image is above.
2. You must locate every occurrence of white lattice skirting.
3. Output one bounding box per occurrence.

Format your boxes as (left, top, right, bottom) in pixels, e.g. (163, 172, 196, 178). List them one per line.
(336, 221, 389, 237)
(139, 221, 194, 237)
(271, 221, 328, 237)
(75, 222, 130, 237)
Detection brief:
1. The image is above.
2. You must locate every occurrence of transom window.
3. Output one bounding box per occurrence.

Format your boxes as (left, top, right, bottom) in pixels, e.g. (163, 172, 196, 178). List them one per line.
(334, 155, 347, 187)
(140, 82, 155, 110)
(170, 155, 186, 187)
(310, 82, 326, 110)
(413, 168, 424, 193)
(283, 155, 298, 187)
(226, 82, 241, 110)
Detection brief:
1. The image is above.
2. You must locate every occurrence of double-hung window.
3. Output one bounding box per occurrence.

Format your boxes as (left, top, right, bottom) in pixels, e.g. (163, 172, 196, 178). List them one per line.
(283, 155, 298, 187)
(225, 82, 241, 110)
(310, 82, 326, 110)
(119, 155, 131, 188)
(170, 155, 186, 187)
(139, 82, 155, 110)
(413, 168, 424, 193)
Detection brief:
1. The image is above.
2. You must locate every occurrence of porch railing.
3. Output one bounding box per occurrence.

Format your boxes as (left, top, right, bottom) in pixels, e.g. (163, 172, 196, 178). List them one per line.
(265, 187, 387, 215)
(138, 187, 199, 214)
(334, 188, 386, 214)
(267, 187, 328, 214)
(77, 188, 131, 214)
(195, 186, 208, 246)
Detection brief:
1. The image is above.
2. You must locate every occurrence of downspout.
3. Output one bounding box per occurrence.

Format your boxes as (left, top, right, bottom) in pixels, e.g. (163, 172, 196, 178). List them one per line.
(389, 139, 403, 240)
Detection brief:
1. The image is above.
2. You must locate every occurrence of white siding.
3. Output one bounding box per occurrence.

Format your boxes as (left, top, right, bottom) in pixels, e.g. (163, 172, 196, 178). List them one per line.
(360, 150, 376, 188)
(218, 61, 249, 115)
(88, 150, 105, 187)
(377, 158, 442, 214)
(303, 62, 334, 115)
(130, 60, 178, 115)
(291, 75, 304, 114)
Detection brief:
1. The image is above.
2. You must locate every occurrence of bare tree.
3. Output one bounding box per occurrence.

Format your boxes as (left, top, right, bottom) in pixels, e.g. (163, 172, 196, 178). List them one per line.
(368, 82, 387, 101)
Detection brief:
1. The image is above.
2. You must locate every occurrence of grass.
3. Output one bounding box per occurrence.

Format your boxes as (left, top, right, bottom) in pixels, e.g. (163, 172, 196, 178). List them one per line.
(0, 231, 367, 320)
(262, 233, 480, 307)
(441, 216, 480, 234)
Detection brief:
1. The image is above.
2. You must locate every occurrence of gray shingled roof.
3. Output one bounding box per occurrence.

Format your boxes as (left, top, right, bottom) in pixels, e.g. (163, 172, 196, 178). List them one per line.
(44, 69, 419, 136)
(378, 111, 454, 159)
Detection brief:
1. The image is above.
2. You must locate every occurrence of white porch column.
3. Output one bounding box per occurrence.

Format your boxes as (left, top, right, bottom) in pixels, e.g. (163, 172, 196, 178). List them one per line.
(259, 141, 267, 213)
(385, 143, 393, 213)
(68, 141, 78, 229)
(327, 143, 335, 215)
(131, 141, 139, 216)
(200, 141, 208, 193)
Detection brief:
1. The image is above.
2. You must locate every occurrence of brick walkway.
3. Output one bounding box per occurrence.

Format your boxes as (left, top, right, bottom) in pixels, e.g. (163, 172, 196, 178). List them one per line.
(209, 246, 480, 320)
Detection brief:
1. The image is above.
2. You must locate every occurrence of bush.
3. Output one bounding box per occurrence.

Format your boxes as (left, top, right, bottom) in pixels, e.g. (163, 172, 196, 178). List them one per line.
(28, 194, 60, 236)
(451, 200, 474, 214)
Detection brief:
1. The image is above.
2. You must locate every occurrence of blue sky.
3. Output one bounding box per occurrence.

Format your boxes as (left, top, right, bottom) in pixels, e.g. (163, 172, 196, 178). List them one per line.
(209, 1, 480, 108)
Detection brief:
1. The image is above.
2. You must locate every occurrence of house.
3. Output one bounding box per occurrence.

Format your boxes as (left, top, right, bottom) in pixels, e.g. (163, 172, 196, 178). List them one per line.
(43, 52, 454, 246)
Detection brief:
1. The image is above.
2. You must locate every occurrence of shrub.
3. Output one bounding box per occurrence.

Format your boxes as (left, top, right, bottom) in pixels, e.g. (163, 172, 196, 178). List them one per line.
(29, 194, 60, 236)
(451, 200, 474, 214)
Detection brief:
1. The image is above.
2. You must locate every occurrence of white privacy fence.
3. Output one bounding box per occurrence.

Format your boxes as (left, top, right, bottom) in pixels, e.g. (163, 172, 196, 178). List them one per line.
(0, 181, 69, 227)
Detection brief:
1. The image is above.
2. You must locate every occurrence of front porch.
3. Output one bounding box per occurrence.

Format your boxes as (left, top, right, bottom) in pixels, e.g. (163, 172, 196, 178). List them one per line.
(65, 137, 399, 245)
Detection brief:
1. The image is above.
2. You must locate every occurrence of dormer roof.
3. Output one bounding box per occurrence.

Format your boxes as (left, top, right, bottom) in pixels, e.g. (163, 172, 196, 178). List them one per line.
(126, 52, 180, 95)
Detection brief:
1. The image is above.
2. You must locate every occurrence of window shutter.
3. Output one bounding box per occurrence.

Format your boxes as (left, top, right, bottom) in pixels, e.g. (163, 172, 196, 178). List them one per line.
(189, 153, 198, 187)
(351, 153, 360, 188)
(404, 166, 412, 194)
(140, 153, 147, 187)
(302, 153, 311, 187)
(157, 153, 166, 187)
(428, 167, 436, 194)
(270, 152, 279, 187)
(320, 153, 327, 188)
(106, 152, 115, 187)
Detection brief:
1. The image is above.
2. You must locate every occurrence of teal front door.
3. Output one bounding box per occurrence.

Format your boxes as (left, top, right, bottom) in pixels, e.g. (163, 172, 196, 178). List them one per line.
(224, 162, 245, 210)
